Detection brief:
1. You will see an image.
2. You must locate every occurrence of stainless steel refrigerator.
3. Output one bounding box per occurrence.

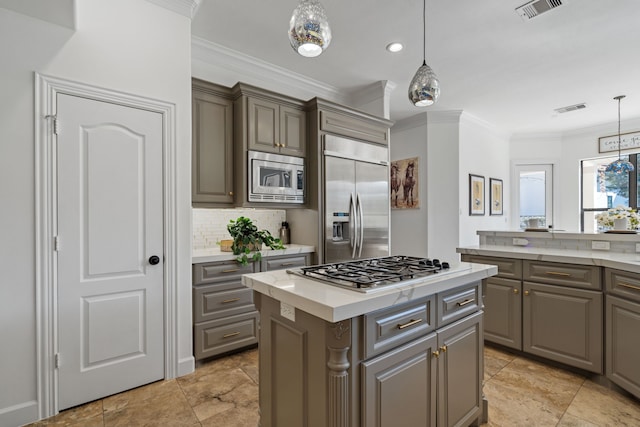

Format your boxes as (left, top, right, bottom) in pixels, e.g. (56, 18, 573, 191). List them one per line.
(323, 134, 390, 263)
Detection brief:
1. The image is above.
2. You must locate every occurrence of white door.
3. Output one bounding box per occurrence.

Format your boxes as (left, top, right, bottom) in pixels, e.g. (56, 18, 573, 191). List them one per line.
(56, 93, 164, 410)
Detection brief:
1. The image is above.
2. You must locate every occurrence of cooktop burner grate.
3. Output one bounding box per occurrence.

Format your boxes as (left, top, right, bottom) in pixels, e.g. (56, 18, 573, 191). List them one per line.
(293, 255, 450, 291)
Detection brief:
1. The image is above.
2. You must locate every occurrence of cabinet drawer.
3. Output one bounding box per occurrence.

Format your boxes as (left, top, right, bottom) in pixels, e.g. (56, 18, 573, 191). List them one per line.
(437, 282, 482, 327)
(194, 311, 259, 360)
(193, 260, 257, 285)
(524, 261, 601, 290)
(606, 268, 640, 303)
(193, 284, 255, 323)
(261, 255, 308, 271)
(363, 296, 436, 359)
(461, 255, 522, 280)
(320, 110, 389, 145)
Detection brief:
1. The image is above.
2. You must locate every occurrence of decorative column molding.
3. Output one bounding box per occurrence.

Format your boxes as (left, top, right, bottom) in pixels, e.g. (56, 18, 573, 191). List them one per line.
(327, 346, 350, 427)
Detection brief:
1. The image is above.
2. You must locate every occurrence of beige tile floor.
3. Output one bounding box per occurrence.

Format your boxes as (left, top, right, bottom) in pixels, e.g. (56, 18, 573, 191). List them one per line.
(27, 344, 640, 426)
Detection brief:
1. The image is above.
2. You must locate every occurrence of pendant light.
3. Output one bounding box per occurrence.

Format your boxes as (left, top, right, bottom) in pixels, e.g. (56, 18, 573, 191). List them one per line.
(288, 0, 331, 58)
(605, 95, 634, 174)
(408, 0, 440, 106)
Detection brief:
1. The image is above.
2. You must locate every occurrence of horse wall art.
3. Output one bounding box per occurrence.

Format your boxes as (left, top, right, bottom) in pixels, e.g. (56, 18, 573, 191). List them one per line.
(390, 157, 419, 209)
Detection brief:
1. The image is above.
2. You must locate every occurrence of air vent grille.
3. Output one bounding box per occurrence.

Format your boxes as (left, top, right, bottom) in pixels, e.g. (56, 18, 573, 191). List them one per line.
(516, 0, 564, 20)
(554, 103, 586, 114)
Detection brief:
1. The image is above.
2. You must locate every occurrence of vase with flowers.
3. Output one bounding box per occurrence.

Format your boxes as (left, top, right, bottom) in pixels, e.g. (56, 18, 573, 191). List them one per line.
(595, 206, 640, 231)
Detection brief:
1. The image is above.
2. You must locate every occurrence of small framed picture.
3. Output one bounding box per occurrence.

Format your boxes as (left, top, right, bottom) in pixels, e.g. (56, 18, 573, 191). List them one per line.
(489, 178, 503, 216)
(469, 174, 485, 216)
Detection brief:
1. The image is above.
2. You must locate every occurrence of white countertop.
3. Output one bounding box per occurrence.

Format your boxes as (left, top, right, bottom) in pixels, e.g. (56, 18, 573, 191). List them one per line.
(192, 244, 315, 264)
(457, 245, 640, 274)
(476, 229, 640, 242)
(242, 262, 498, 323)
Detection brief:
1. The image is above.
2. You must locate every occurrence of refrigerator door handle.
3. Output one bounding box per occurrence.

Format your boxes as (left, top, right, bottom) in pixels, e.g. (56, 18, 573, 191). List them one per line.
(350, 193, 358, 259)
(356, 193, 364, 258)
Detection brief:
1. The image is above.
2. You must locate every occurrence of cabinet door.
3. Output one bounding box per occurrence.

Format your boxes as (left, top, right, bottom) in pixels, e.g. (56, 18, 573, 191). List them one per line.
(523, 281, 603, 373)
(361, 333, 438, 427)
(248, 97, 279, 153)
(192, 91, 234, 204)
(261, 254, 309, 272)
(483, 277, 522, 350)
(606, 295, 640, 399)
(279, 106, 306, 156)
(437, 311, 483, 427)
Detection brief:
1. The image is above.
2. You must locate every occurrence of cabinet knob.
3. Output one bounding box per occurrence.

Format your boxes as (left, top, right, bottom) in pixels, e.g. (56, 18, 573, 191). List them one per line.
(229, 191, 234, 196)
(513, 288, 519, 294)
(432, 350, 440, 358)
(440, 345, 447, 353)
(524, 290, 530, 296)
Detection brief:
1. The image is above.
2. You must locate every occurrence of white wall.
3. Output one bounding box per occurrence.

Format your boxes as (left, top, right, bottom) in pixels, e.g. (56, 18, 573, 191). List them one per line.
(510, 117, 640, 232)
(0, 1, 193, 425)
(458, 113, 511, 247)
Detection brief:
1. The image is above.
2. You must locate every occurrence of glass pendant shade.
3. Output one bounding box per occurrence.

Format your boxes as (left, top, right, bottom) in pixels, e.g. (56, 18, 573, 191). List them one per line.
(604, 95, 634, 174)
(408, 60, 440, 106)
(288, 0, 331, 58)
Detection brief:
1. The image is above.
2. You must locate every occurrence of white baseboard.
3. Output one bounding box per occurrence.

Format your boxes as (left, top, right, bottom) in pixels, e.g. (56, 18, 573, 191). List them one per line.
(0, 400, 39, 427)
(177, 356, 195, 377)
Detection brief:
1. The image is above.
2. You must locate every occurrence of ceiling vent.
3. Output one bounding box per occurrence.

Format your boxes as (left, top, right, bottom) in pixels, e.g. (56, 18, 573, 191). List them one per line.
(554, 103, 586, 114)
(516, 0, 564, 21)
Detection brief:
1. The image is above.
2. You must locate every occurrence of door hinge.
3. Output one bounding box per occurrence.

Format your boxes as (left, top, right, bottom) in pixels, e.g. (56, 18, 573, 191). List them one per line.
(45, 115, 58, 135)
(54, 236, 60, 251)
(54, 353, 60, 369)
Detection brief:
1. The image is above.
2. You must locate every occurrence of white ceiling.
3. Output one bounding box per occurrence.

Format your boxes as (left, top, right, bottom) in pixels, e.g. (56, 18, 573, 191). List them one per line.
(192, 0, 640, 135)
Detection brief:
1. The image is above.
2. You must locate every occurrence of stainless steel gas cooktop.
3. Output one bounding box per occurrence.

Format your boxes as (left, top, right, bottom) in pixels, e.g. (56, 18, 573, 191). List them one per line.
(287, 255, 465, 293)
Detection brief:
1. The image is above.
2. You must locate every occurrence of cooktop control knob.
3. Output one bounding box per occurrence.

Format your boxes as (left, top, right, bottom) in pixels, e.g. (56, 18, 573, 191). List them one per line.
(441, 262, 450, 269)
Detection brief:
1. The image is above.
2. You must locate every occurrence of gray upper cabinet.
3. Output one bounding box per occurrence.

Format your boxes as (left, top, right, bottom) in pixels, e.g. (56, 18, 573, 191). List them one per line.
(192, 79, 234, 206)
(242, 88, 306, 157)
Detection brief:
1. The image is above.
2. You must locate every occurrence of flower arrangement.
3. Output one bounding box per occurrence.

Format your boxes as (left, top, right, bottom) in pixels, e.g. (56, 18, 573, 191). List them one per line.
(595, 206, 640, 230)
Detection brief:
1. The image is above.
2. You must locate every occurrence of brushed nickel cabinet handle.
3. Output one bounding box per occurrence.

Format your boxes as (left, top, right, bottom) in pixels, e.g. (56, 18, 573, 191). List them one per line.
(280, 262, 296, 266)
(545, 271, 571, 277)
(397, 318, 423, 330)
(223, 332, 240, 339)
(619, 282, 640, 292)
(513, 288, 519, 294)
(222, 269, 239, 273)
(456, 299, 474, 307)
(221, 298, 240, 304)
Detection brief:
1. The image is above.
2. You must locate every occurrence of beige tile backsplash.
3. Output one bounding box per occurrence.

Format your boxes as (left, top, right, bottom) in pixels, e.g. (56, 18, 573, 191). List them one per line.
(192, 208, 286, 250)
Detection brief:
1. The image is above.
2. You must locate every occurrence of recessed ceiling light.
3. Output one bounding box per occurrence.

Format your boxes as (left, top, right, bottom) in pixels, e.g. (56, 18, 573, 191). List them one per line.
(386, 42, 403, 53)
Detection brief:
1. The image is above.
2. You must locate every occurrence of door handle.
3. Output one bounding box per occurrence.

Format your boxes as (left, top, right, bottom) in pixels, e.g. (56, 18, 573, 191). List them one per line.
(356, 193, 364, 258)
(149, 255, 160, 265)
(350, 193, 357, 259)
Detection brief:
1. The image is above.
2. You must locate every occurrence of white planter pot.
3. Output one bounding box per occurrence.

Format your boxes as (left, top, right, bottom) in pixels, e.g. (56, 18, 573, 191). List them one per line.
(614, 217, 629, 230)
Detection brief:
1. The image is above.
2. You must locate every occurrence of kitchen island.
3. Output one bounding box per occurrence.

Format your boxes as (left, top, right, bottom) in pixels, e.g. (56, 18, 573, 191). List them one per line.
(242, 261, 497, 427)
(458, 230, 640, 402)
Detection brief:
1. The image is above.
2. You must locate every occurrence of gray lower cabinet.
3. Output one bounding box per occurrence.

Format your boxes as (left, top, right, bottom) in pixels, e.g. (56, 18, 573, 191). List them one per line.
(523, 281, 603, 373)
(605, 268, 640, 399)
(483, 277, 522, 349)
(193, 254, 310, 360)
(192, 79, 234, 206)
(256, 280, 484, 427)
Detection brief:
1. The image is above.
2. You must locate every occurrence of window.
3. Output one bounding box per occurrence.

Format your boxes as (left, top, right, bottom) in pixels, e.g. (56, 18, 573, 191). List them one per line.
(581, 154, 638, 232)
(514, 164, 553, 229)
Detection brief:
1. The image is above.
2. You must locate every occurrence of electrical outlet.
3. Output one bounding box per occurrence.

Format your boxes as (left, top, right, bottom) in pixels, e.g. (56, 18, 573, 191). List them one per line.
(636, 243, 640, 253)
(280, 302, 295, 322)
(513, 238, 529, 246)
(591, 241, 610, 250)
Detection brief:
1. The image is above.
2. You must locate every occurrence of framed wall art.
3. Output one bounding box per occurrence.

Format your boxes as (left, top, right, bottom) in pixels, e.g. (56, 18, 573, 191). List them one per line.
(390, 157, 419, 209)
(469, 174, 485, 216)
(489, 178, 503, 216)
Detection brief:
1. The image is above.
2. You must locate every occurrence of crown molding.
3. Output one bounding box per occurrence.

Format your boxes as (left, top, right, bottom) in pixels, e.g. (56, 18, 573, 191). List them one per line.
(393, 112, 427, 132)
(460, 111, 511, 139)
(146, 0, 201, 19)
(191, 36, 348, 105)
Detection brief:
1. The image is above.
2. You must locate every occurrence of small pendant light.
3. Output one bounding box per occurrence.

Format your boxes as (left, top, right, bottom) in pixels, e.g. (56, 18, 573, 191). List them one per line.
(408, 0, 440, 106)
(288, 0, 332, 58)
(605, 95, 634, 174)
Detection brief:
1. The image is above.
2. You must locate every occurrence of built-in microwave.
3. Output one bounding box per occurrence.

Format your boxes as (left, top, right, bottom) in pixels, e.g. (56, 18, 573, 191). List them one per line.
(248, 150, 305, 204)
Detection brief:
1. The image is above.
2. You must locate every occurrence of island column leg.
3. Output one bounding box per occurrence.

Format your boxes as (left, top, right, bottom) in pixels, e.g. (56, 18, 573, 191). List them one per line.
(327, 320, 352, 427)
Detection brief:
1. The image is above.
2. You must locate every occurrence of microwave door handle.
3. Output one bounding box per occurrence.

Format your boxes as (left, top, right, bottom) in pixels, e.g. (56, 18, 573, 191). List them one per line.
(350, 193, 358, 259)
(357, 193, 364, 258)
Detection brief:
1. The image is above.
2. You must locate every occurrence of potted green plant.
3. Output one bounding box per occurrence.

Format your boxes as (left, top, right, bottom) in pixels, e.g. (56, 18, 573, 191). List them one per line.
(227, 216, 285, 265)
